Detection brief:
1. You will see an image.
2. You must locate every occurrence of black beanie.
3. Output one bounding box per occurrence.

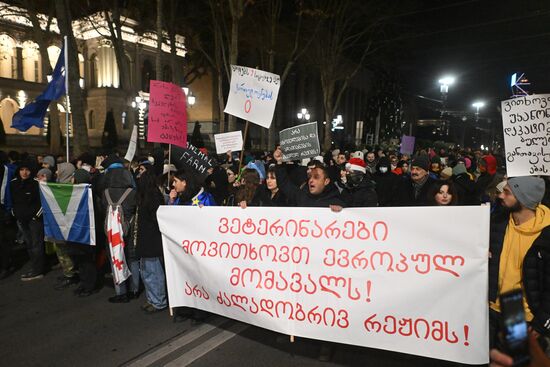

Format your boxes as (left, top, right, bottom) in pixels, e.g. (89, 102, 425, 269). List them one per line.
(411, 155, 430, 171)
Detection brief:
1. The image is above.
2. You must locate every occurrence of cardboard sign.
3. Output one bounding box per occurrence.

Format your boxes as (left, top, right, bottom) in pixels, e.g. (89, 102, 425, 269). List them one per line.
(279, 121, 320, 162)
(224, 65, 280, 129)
(172, 142, 214, 179)
(400, 135, 415, 155)
(124, 124, 138, 162)
(501, 94, 550, 176)
(214, 131, 243, 154)
(158, 206, 490, 365)
(147, 80, 187, 148)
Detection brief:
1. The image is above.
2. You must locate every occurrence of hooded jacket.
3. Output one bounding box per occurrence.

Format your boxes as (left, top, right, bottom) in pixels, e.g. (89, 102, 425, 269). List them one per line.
(10, 174, 41, 222)
(56, 162, 75, 183)
(489, 205, 550, 335)
(374, 157, 401, 207)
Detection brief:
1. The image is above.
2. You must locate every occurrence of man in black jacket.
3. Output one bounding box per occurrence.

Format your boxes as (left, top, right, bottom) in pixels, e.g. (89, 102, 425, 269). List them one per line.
(10, 160, 44, 281)
(396, 155, 436, 206)
(489, 176, 550, 347)
(274, 150, 346, 209)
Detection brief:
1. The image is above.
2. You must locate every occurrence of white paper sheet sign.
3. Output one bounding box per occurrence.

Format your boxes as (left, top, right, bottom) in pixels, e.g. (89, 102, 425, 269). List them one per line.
(224, 65, 280, 129)
(124, 124, 138, 162)
(158, 206, 490, 365)
(501, 94, 550, 176)
(214, 131, 243, 154)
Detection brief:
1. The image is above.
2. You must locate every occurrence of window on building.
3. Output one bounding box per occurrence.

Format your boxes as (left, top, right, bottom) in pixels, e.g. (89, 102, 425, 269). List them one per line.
(90, 54, 98, 88)
(22, 40, 41, 82)
(47, 45, 61, 69)
(162, 65, 172, 82)
(141, 59, 154, 92)
(88, 110, 95, 129)
(0, 34, 16, 79)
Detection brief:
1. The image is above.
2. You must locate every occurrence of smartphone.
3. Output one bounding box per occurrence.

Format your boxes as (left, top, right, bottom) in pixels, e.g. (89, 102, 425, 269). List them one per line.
(500, 289, 530, 366)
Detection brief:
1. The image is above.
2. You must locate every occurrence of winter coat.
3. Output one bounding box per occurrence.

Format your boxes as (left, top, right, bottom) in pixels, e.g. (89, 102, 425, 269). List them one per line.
(396, 176, 436, 206)
(135, 191, 164, 258)
(10, 177, 41, 222)
(275, 164, 346, 208)
(453, 173, 478, 205)
(340, 176, 378, 207)
(374, 172, 401, 207)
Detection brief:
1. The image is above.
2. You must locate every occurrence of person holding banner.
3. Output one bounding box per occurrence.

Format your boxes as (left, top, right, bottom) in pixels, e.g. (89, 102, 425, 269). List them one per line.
(489, 177, 550, 351)
(168, 168, 215, 323)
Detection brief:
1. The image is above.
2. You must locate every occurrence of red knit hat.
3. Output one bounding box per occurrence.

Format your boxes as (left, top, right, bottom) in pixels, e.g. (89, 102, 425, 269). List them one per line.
(346, 157, 366, 173)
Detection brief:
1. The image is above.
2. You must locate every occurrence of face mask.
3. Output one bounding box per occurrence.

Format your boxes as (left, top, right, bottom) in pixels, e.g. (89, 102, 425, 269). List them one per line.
(379, 167, 388, 173)
(347, 172, 363, 187)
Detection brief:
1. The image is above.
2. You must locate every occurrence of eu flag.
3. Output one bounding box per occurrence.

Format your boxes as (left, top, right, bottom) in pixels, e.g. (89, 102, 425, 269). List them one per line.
(11, 46, 66, 132)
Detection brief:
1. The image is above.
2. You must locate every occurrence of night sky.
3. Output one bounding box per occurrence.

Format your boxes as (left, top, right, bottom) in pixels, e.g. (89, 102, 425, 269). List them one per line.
(398, 0, 550, 117)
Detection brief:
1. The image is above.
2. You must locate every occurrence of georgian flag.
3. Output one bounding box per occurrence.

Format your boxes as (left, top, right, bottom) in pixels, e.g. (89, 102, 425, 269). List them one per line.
(106, 205, 131, 285)
(39, 182, 95, 246)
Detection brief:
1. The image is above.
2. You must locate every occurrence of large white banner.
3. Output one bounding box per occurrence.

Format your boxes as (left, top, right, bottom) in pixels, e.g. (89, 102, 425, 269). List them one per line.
(158, 206, 490, 365)
(224, 65, 280, 129)
(501, 94, 550, 176)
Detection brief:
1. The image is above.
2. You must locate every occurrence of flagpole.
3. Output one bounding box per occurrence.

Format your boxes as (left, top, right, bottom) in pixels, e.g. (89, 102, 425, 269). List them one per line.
(64, 36, 70, 163)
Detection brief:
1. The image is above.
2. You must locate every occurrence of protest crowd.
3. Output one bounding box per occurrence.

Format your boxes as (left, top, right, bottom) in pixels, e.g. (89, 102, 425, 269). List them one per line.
(1, 144, 550, 366)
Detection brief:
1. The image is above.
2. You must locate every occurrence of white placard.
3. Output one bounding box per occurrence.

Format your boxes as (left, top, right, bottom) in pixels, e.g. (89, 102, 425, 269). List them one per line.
(158, 206, 490, 365)
(214, 131, 244, 154)
(124, 124, 138, 162)
(501, 94, 550, 176)
(224, 65, 280, 129)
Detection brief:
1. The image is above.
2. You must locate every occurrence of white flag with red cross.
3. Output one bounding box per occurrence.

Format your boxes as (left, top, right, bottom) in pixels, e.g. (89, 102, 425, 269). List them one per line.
(107, 206, 131, 285)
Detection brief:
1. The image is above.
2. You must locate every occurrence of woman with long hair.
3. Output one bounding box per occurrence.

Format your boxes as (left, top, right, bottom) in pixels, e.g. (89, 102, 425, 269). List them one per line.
(428, 180, 459, 206)
(235, 168, 261, 207)
(135, 168, 167, 313)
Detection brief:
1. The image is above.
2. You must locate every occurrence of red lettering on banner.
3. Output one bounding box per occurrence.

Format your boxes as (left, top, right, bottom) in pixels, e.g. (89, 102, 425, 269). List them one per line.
(215, 291, 349, 329)
(184, 281, 210, 300)
(229, 267, 373, 302)
(363, 314, 469, 346)
(321, 249, 465, 277)
(180, 239, 310, 265)
(216, 217, 389, 241)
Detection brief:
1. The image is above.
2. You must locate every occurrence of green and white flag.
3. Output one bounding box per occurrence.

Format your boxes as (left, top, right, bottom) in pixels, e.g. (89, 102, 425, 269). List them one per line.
(38, 182, 95, 246)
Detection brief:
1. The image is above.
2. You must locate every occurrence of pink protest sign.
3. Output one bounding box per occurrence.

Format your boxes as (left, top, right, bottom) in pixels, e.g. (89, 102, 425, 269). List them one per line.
(147, 80, 187, 148)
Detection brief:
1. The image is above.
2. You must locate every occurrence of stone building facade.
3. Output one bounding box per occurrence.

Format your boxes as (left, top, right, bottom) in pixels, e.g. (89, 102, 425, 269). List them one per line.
(0, 2, 216, 153)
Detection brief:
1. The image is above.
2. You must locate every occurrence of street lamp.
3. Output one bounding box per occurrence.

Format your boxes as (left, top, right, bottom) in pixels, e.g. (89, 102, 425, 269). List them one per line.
(182, 87, 196, 107)
(472, 101, 485, 115)
(297, 108, 310, 121)
(187, 92, 196, 106)
(438, 76, 455, 95)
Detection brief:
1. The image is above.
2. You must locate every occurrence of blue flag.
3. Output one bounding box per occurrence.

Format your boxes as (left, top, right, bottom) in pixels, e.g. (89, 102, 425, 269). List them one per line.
(11, 46, 66, 132)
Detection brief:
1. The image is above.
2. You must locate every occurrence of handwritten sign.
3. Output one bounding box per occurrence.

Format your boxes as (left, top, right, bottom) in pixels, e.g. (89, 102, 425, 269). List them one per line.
(224, 65, 280, 129)
(279, 121, 320, 162)
(501, 94, 550, 176)
(214, 131, 243, 154)
(147, 80, 187, 148)
(400, 135, 415, 155)
(158, 206, 490, 365)
(171, 142, 214, 179)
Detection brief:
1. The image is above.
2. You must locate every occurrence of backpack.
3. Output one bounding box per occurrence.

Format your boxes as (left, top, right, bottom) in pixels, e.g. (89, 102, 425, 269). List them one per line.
(103, 188, 134, 237)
